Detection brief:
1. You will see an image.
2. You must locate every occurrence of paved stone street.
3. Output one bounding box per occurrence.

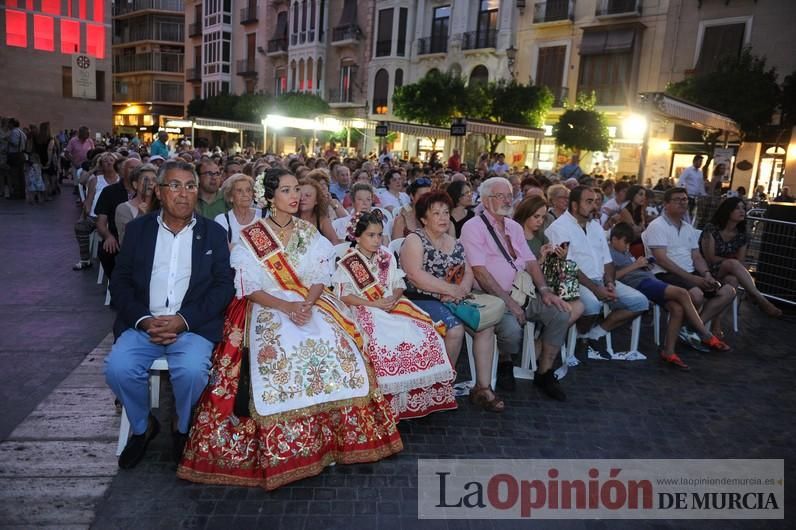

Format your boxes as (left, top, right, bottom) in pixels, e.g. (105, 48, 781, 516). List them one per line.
(0, 191, 115, 441)
(90, 306, 796, 529)
(1, 191, 795, 529)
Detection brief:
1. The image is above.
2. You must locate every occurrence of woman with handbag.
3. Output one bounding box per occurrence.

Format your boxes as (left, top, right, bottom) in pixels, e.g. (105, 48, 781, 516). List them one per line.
(400, 191, 506, 413)
(514, 196, 584, 321)
(333, 210, 456, 421)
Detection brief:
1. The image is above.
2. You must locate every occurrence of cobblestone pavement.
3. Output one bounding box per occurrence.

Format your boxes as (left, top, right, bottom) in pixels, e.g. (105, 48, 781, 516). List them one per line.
(0, 191, 114, 440)
(91, 303, 796, 529)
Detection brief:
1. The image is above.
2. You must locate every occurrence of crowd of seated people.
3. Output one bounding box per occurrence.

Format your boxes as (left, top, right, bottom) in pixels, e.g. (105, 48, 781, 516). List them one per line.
(71, 139, 783, 491)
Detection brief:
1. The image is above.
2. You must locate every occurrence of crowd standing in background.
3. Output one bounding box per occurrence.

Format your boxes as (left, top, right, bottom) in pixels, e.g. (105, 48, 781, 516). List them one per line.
(13, 120, 785, 490)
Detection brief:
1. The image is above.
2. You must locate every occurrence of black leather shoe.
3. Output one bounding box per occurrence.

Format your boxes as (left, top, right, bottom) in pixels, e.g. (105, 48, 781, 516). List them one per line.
(119, 415, 160, 469)
(496, 361, 516, 392)
(534, 370, 567, 402)
(172, 430, 188, 464)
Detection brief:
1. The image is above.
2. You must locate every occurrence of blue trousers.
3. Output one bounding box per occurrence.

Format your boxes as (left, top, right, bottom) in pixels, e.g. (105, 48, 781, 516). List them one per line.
(105, 329, 213, 435)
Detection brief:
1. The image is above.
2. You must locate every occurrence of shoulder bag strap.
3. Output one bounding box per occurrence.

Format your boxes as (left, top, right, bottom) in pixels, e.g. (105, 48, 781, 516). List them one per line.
(224, 211, 232, 243)
(480, 214, 518, 272)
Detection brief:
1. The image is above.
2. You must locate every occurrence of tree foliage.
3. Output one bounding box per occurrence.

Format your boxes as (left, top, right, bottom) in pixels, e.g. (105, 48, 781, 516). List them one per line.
(471, 80, 553, 153)
(187, 93, 272, 123)
(554, 92, 610, 154)
(271, 92, 330, 118)
(781, 70, 796, 128)
(392, 70, 476, 127)
(186, 92, 329, 123)
(666, 48, 780, 138)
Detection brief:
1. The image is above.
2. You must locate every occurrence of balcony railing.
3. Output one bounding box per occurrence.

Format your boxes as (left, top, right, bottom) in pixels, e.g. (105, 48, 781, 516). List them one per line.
(417, 34, 448, 55)
(332, 24, 361, 44)
(328, 87, 355, 104)
(113, 24, 184, 44)
(236, 58, 257, 76)
(188, 22, 202, 37)
(461, 30, 497, 50)
(547, 85, 569, 107)
(113, 80, 184, 103)
(113, 0, 184, 16)
(533, 0, 574, 23)
(596, 0, 641, 17)
(186, 67, 201, 82)
(114, 52, 184, 74)
(267, 37, 288, 55)
(240, 5, 258, 24)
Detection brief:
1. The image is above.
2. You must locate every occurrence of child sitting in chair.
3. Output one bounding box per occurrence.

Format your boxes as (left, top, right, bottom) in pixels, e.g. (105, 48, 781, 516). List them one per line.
(609, 223, 730, 371)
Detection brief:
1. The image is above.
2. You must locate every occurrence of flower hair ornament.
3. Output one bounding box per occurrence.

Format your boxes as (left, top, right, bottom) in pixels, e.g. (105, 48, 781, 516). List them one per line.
(253, 172, 269, 209)
(345, 210, 367, 242)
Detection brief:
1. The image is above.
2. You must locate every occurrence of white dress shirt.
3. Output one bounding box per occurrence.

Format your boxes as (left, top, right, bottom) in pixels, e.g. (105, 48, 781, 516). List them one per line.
(545, 210, 612, 280)
(678, 166, 706, 196)
(146, 215, 196, 323)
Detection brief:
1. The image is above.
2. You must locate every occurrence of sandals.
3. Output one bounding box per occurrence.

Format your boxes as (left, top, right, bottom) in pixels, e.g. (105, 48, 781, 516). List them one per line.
(469, 385, 505, 413)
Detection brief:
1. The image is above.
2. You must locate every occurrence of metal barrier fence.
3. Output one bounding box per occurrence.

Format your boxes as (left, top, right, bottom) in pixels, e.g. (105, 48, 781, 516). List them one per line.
(746, 213, 796, 306)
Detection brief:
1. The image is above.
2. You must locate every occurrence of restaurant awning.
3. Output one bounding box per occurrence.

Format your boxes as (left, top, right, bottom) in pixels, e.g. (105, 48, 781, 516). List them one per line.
(464, 118, 545, 139)
(637, 92, 741, 136)
(384, 121, 450, 139)
(168, 117, 263, 133)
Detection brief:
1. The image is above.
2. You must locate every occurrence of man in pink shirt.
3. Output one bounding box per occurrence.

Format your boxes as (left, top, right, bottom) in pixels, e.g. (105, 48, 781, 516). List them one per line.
(460, 177, 572, 401)
(65, 126, 95, 174)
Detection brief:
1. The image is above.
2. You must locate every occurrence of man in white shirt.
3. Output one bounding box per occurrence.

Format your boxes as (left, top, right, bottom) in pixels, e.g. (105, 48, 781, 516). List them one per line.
(546, 186, 648, 358)
(678, 155, 707, 219)
(642, 187, 735, 337)
(491, 153, 510, 175)
(105, 160, 234, 469)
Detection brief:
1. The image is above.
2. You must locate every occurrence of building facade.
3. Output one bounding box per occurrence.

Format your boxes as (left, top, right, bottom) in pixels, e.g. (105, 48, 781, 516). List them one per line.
(367, 0, 516, 121)
(112, 0, 185, 140)
(0, 1, 112, 135)
(183, 0, 374, 118)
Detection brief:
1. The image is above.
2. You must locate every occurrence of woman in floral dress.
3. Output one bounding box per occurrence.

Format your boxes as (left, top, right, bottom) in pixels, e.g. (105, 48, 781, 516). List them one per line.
(332, 210, 456, 421)
(177, 168, 402, 490)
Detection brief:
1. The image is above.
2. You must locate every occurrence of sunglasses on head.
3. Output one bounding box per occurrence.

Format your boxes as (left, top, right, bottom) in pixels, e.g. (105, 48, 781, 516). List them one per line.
(414, 177, 432, 187)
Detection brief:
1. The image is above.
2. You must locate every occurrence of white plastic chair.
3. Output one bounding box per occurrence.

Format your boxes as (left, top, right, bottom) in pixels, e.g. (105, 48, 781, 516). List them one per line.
(602, 303, 643, 356)
(464, 332, 498, 391)
(516, 322, 577, 381)
(653, 289, 741, 346)
(116, 357, 169, 455)
(388, 237, 405, 258)
(333, 242, 350, 261)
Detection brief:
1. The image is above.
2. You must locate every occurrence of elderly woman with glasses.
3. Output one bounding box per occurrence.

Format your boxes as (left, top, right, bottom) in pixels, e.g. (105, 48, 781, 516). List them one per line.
(391, 177, 438, 240)
(213, 173, 263, 247)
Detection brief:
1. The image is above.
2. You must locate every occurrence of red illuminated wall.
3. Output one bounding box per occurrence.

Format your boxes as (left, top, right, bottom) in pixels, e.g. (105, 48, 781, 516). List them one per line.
(5, 2, 107, 59)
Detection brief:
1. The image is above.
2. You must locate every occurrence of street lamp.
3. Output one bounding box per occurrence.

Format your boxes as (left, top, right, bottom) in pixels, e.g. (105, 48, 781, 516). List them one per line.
(506, 45, 517, 80)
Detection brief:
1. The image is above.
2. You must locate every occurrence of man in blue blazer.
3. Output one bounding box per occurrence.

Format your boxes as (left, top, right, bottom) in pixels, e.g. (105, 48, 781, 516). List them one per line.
(105, 159, 234, 469)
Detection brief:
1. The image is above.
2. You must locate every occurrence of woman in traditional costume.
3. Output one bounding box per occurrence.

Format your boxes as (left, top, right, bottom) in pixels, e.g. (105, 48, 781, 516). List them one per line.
(332, 210, 456, 421)
(177, 168, 403, 490)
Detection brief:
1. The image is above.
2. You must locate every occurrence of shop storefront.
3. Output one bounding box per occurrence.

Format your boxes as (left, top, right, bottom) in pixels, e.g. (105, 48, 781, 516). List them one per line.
(636, 92, 741, 188)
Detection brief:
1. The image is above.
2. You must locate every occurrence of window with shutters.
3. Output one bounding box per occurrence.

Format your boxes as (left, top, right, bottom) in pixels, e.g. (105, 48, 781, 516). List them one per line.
(536, 45, 567, 105)
(577, 29, 637, 106)
(376, 8, 393, 57)
(694, 19, 749, 75)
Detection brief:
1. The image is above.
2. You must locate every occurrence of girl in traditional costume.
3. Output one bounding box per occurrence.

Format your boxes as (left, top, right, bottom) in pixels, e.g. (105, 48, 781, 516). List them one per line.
(177, 168, 402, 490)
(332, 211, 456, 421)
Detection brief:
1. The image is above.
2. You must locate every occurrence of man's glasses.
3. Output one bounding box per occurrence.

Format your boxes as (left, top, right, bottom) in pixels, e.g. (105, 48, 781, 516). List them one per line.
(160, 181, 199, 193)
(488, 193, 513, 202)
(200, 171, 221, 178)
